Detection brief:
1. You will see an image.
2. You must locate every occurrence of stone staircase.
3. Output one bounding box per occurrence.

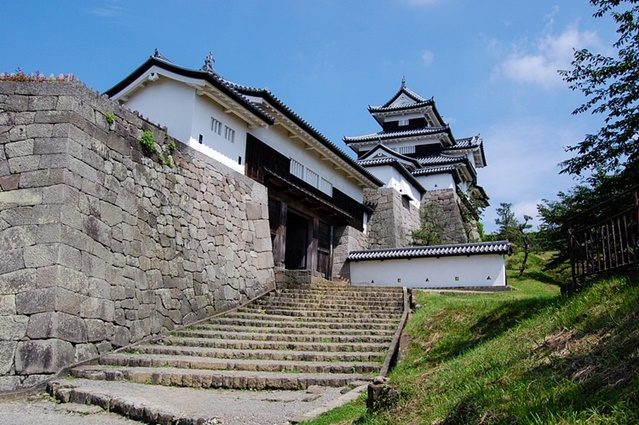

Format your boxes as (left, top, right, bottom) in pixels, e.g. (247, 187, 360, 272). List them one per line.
(62, 282, 406, 391)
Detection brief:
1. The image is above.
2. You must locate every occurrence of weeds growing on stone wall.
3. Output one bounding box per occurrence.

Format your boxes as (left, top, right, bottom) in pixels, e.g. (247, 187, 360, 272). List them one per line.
(139, 130, 158, 154)
(0, 68, 77, 82)
(140, 131, 176, 168)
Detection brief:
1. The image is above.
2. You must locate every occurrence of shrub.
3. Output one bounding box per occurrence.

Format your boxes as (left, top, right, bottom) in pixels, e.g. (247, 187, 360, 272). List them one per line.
(139, 130, 157, 154)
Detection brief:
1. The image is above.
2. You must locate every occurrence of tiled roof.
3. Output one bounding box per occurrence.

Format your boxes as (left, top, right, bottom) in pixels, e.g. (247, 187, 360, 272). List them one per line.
(356, 157, 426, 195)
(104, 53, 383, 188)
(344, 126, 450, 144)
(368, 99, 433, 113)
(357, 157, 398, 167)
(415, 154, 464, 166)
(228, 83, 385, 186)
(447, 136, 481, 150)
(105, 55, 275, 126)
(347, 241, 512, 261)
(375, 85, 428, 109)
(412, 165, 458, 176)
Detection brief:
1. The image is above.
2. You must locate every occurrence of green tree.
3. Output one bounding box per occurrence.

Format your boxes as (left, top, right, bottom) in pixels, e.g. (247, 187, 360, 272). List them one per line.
(494, 203, 536, 276)
(537, 0, 639, 276)
(559, 0, 639, 178)
(494, 202, 519, 242)
(412, 201, 445, 246)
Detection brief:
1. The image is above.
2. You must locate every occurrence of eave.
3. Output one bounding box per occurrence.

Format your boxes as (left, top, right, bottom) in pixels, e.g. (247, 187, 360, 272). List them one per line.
(247, 94, 383, 189)
(104, 56, 274, 130)
(344, 126, 454, 149)
(347, 240, 513, 261)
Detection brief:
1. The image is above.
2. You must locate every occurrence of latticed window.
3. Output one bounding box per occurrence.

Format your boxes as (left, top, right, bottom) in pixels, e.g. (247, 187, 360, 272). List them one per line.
(320, 177, 333, 195)
(396, 146, 415, 155)
(290, 158, 304, 179)
(211, 117, 222, 134)
(305, 168, 320, 188)
(224, 126, 235, 142)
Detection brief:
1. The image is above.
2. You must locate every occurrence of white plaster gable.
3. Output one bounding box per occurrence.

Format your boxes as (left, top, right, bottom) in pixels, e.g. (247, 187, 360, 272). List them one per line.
(390, 93, 417, 108)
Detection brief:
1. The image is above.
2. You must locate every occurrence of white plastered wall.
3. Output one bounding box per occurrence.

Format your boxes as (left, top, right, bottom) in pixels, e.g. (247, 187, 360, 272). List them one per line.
(250, 125, 364, 202)
(365, 165, 421, 208)
(349, 254, 508, 288)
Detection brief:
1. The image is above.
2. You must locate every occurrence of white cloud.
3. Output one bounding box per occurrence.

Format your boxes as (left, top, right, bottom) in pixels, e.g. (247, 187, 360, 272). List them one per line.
(87, 1, 126, 20)
(496, 24, 601, 88)
(421, 50, 434, 66)
(478, 117, 577, 232)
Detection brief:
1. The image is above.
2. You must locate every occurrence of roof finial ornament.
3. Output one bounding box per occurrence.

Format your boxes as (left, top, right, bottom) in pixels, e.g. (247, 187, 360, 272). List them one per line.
(401, 75, 406, 88)
(202, 52, 216, 74)
(153, 49, 170, 62)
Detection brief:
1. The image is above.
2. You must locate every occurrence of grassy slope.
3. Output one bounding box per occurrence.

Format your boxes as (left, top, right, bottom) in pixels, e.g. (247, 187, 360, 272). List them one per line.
(303, 253, 639, 424)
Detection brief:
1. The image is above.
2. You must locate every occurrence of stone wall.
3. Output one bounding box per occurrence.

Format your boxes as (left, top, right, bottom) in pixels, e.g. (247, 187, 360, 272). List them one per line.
(332, 225, 368, 281)
(364, 187, 420, 249)
(0, 82, 274, 391)
(421, 189, 468, 244)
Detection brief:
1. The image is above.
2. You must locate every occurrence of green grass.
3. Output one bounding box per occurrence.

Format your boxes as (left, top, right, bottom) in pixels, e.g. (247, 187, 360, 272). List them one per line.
(301, 252, 639, 424)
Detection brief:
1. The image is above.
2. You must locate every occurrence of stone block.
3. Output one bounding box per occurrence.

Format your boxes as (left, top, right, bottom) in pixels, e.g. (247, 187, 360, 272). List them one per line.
(55, 288, 82, 315)
(254, 219, 270, 239)
(74, 343, 98, 363)
(0, 248, 24, 274)
(112, 326, 131, 347)
(37, 264, 85, 292)
(0, 269, 37, 294)
(0, 188, 42, 207)
(26, 123, 53, 139)
(23, 243, 60, 268)
(0, 341, 17, 374)
(8, 156, 40, 173)
(0, 175, 20, 191)
(85, 319, 107, 342)
(82, 252, 106, 280)
(26, 311, 87, 343)
(5, 96, 28, 112)
(0, 376, 22, 392)
(33, 137, 68, 155)
(29, 95, 56, 111)
(0, 294, 16, 315)
(15, 339, 74, 374)
(39, 153, 70, 170)
(0, 315, 28, 340)
(100, 200, 123, 227)
(15, 287, 56, 315)
(5, 139, 34, 158)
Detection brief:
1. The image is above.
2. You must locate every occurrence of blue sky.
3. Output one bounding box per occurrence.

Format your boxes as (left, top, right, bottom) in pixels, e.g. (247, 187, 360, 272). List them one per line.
(2, 0, 619, 233)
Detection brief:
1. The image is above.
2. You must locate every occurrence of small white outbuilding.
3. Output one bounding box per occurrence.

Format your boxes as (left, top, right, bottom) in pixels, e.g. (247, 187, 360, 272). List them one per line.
(347, 241, 512, 289)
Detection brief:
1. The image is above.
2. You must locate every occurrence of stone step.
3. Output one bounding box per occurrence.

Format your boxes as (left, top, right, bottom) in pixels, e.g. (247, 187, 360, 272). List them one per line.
(266, 289, 402, 302)
(98, 353, 381, 374)
(237, 307, 402, 321)
(70, 365, 371, 390)
(187, 323, 397, 337)
(152, 336, 389, 353)
(254, 298, 403, 310)
(125, 343, 386, 363)
(203, 316, 399, 331)
(172, 329, 394, 343)
(281, 286, 403, 296)
(62, 284, 405, 393)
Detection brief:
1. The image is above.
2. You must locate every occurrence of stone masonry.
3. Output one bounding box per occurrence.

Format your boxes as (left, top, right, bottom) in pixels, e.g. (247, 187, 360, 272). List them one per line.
(364, 187, 420, 250)
(0, 81, 274, 391)
(421, 189, 468, 244)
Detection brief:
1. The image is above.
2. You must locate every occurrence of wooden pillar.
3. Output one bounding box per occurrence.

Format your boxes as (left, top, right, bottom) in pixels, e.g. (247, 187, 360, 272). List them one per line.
(307, 216, 319, 272)
(273, 201, 287, 268)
